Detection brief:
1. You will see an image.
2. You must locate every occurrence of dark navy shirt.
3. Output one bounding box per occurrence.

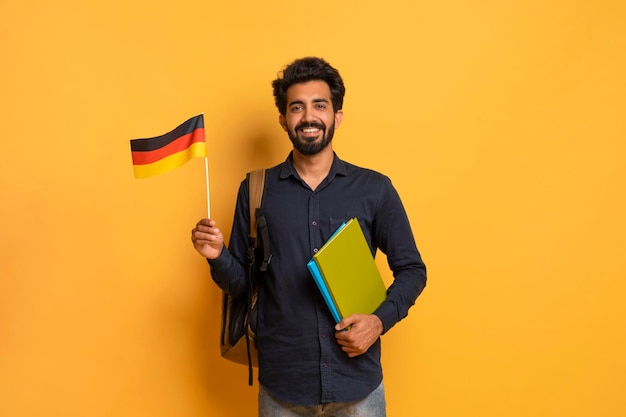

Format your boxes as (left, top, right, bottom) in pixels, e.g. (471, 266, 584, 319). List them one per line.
(209, 153, 426, 406)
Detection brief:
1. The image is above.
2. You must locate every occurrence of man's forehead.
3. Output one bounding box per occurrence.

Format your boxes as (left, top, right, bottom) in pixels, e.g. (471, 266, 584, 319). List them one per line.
(286, 80, 332, 101)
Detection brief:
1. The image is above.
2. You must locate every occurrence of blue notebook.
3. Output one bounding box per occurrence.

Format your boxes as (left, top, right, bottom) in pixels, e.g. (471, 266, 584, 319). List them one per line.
(307, 259, 342, 323)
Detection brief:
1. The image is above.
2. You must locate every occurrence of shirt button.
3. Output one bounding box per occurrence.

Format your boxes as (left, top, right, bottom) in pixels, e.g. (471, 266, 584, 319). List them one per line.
(313, 248, 319, 253)
(312, 221, 318, 226)
(322, 362, 328, 368)
(321, 333, 327, 339)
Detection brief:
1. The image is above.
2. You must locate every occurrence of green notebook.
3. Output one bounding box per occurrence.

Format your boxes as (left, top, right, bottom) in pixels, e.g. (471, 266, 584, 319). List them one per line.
(312, 218, 387, 319)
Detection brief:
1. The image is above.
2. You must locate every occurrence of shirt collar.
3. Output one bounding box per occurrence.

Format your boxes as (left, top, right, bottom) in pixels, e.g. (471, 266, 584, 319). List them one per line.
(280, 151, 348, 181)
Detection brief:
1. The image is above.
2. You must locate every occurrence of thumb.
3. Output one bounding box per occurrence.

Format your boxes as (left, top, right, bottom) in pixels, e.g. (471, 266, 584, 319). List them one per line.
(335, 314, 356, 331)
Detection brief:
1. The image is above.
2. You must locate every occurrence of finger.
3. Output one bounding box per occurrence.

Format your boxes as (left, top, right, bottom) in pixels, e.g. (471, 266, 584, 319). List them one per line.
(335, 315, 359, 332)
(192, 230, 213, 245)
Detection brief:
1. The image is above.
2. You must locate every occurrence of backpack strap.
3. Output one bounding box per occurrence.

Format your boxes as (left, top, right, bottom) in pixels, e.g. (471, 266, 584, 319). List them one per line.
(245, 168, 268, 385)
(248, 168, 271, 271)
(248, 168, 266, 241)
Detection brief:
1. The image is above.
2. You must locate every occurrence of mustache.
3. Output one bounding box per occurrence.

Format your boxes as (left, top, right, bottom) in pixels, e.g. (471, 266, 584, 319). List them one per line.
(295, 122, 325, 131)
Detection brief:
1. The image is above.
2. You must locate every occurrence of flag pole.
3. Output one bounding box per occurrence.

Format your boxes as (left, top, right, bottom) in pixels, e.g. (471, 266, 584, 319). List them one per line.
(204, 155, 211, 219)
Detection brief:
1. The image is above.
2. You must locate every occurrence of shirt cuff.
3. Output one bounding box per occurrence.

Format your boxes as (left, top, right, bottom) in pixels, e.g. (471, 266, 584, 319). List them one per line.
(374, 302, 400, 335)
(206, 244, 230, 269)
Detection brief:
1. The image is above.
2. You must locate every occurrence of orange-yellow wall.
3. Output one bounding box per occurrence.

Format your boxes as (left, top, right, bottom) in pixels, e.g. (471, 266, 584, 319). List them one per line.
(2, 1, 625, 416)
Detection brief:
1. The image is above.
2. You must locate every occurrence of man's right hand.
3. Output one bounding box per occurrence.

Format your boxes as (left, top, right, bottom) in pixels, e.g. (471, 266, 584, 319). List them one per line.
(191, 218, 224, 260)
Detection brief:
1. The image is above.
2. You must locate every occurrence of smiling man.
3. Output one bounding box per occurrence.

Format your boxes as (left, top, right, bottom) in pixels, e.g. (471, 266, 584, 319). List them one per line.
(279, 79, 342, 157)
(191, 57, 427, 416)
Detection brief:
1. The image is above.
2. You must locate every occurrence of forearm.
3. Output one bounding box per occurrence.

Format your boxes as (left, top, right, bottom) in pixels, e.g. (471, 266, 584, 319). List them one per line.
(374, 182, 428, 333)
(207, 178, 253, 299)
(375, 262, 426, 333)
(207, 245, 249, 299)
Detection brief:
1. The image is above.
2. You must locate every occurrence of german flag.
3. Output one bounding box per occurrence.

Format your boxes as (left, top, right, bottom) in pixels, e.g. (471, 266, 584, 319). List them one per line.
(130, 114, 206, 179)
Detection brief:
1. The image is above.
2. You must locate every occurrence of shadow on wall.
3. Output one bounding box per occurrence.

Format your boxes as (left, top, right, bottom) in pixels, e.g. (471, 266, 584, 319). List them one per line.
(233, 100, 289, 172)
(245, 132, 284, 170)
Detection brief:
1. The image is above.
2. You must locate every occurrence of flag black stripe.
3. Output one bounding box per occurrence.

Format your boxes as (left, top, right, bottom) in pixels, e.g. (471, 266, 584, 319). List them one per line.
(130, 114, 204, 152)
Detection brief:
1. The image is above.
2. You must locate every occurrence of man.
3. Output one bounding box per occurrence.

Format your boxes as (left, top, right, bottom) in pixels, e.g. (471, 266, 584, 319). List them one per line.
(191, 57, 426, 416)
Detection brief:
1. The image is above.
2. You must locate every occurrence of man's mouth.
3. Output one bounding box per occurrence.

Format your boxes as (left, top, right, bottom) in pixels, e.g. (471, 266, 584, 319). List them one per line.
(297, 123, 325, 135)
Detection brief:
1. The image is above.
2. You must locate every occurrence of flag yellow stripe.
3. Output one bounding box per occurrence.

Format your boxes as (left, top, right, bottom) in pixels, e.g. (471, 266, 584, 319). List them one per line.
(133, 142, 206, 179)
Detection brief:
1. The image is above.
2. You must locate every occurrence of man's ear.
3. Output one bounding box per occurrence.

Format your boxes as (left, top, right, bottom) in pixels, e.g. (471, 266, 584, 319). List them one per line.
(334, 110, 344, 128)
(278, 114, 287, 131)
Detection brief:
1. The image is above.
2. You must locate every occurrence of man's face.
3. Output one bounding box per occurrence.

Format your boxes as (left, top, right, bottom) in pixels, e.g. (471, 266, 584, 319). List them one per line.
(279, 80, 343, 155)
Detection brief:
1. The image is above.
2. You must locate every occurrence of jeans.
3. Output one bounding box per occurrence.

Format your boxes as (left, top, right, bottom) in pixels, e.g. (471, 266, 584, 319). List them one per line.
(258, 382, 386, 417)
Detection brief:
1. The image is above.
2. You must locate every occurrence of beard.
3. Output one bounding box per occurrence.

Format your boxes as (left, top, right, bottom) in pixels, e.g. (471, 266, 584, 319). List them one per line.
(287, 120, 336, 155)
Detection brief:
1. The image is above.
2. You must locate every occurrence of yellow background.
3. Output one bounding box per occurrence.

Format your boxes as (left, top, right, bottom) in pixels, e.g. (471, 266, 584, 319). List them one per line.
(2, 0, 625, 416)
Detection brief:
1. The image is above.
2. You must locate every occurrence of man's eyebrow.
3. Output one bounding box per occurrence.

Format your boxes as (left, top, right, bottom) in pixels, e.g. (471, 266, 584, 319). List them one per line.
(288, 98, 330, 106)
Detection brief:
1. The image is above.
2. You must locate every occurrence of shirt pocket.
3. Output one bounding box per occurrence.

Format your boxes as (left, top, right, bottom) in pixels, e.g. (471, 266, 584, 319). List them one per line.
(328, 216, 351, 240)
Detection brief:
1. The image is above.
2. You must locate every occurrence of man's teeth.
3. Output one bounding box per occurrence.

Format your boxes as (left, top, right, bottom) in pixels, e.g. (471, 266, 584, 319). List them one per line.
(302, 128, 319, 133)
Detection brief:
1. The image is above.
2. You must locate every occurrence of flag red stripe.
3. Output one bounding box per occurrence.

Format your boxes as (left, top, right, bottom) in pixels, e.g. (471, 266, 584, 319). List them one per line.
(131, 128, 205, 165)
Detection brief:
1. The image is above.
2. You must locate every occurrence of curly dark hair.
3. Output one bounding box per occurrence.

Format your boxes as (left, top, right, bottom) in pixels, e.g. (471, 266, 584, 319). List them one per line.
(271, 57, 346, 115)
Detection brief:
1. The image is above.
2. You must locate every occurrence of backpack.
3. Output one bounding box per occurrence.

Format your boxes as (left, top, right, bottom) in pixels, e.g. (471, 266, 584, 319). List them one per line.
(219, 168, 271, 385)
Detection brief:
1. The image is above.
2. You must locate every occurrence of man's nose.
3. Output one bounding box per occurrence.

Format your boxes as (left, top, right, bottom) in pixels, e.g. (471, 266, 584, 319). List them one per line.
(301, 106, 316, 122)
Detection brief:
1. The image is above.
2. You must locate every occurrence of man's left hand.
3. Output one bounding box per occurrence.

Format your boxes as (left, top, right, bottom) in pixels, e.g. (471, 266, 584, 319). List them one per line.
(334, 314, 384, 358)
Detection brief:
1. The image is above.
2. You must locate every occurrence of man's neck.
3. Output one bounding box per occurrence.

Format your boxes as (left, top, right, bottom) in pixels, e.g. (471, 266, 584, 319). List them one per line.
(292, 146, 334, 191)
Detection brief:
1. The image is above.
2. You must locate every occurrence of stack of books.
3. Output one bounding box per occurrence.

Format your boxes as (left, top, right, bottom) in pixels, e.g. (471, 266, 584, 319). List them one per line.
(307, 218, 387, 323)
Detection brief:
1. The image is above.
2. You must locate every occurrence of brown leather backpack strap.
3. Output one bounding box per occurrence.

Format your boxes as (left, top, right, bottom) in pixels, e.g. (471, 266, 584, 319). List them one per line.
(248, 168, 266, 239)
